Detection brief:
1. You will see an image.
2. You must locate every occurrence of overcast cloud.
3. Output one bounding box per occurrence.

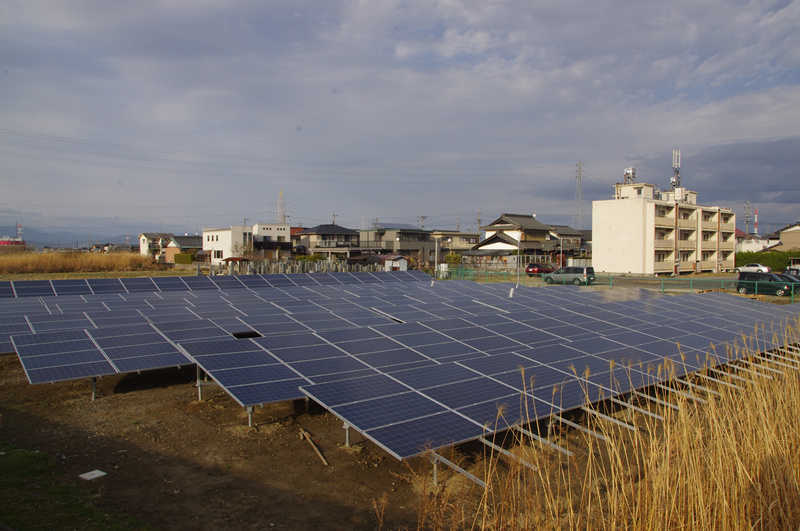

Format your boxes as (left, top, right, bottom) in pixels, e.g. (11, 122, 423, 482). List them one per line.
(1, 0, 798, 242)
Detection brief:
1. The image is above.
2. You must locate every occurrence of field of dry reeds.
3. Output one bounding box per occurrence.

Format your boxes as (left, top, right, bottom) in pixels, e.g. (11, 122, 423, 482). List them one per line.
(395, 321, 800, 530)
(0, 252, 172, 278)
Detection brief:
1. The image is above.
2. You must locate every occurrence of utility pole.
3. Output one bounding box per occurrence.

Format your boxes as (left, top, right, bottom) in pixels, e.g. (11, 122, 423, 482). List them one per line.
(475, 211, 482, 233)
(572, 158, 584, 229)
(418, 215, 427, 230)
(331, 212, 337, 225)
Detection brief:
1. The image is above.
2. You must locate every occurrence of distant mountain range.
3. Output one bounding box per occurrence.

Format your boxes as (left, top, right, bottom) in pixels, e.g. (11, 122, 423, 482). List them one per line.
(1, 226, 134, 249)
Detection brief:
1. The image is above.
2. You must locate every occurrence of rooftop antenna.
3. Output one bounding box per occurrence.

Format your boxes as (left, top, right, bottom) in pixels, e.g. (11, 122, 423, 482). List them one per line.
(670, 148, 681, 190)
(623, 166, 636, 184)
(331, 212, 337, 225)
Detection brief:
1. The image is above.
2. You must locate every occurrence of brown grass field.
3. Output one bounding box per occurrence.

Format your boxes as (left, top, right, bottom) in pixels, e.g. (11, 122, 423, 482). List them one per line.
(0, 252, 181, 279)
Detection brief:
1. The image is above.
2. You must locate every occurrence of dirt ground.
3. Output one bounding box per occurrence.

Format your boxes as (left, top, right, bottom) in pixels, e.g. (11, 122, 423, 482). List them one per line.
(0, 354, 422, 530)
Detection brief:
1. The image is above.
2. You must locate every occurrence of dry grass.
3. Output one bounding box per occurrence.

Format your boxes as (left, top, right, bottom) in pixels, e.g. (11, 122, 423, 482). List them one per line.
(0, 252, 171, 277)
(402, 318, 800, 530)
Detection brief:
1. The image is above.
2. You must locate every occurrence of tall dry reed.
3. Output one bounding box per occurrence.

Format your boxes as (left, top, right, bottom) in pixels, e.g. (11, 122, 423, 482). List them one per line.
(404, 319, 800, 530)
(0, 252, 164, 274)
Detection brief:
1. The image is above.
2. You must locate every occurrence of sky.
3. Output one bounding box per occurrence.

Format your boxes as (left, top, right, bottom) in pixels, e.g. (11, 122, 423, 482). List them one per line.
(1, 0, 799, 244)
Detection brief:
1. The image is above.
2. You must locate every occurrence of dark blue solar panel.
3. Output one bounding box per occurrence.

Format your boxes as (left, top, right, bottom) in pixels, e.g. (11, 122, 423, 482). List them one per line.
(93, 333, 165, 349)
(51, 279, 92, 296)
(249, 322, 311, 335)
(223, 378, 307, 406)
(20, 349, 108, 370)
(332, 392, 447, 431)
(316, 327, 383, 343)
(113, 352, 190, 372)
(180, 276, 218, 290)
(12, 329, 91, 346)
(150, 277, 189, 291)
(309, 368, 381, 384)
(365, 411, 481, 460)
(209, 276, 246, 290)
(301, 374, 410, 407)
(421, 378, 514, 409)
(13, 280, 55, 297)
(390, 363, 479, 389)
(104, 342, 182, 359)
(412, 342, 480, 359)
(212, 363, 299, 387)
(289, 356, 369, 377)
(120, 277, 158, 292)
(266, 344, 344, 363)
(355, 348, 429, 368)
(0, 282, 14, 298)
(25, 360, 117, 384)
(87, 278, 126, 293)
(336, 338, 402, 355)
(457, 394, 542, 429)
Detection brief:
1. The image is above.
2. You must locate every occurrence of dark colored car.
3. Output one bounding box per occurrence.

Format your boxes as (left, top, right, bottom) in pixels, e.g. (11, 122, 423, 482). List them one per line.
(736, 272, 794, 296)
(783, 268, 800, 278)
(542, 266, 596, 285)
(525, 263, 555, 276)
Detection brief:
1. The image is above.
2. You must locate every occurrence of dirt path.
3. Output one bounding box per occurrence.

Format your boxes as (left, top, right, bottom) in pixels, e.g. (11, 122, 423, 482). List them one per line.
(0, 355, 419, 530)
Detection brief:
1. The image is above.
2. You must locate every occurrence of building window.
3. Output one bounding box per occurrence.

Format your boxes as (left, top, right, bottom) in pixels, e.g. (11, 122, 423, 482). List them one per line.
(702, 251, 712, 261)
(681, 251, 692, 262)
(214, 250, 223, 259)
(656, 252, 667, 262)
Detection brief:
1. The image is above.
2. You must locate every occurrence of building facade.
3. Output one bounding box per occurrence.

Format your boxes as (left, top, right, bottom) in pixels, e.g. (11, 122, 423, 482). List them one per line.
(592, 183, 735, 275)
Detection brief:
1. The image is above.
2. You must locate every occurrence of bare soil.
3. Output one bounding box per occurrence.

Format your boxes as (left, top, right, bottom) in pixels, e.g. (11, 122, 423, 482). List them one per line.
(0, 355, 420, 530)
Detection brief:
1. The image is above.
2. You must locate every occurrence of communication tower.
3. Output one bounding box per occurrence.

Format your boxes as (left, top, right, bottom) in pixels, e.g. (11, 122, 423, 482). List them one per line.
(670, 149, 681, 190)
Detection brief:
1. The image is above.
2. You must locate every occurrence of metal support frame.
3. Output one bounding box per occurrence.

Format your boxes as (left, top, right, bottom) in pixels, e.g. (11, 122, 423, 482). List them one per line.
(196, 366, 218, 400)
(739, 359, 783, 376)
(769, 351, 800, 366)
(246, 406, 253, 428)
(610, 396, 664, 422)
(478, 437, 537, 471)
(91, 377, 97, 401)
(674, 377, 723, 398)
(582, 406, 637, 432)
(551, 414, 609, 442)
(430, 451, 486, 488)
(633, 390, 681, 411)
(655, 383, 707, 404)
(694, 371, 742, 390)
(343, 423, 351, 447)
(755, 354, 798, 371)
(708, 367, 751, 385)
(515, 426, 573, 457)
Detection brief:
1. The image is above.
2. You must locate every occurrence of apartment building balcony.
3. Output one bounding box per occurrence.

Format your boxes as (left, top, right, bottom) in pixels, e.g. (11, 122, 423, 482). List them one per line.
(700, 241, 718, 250)
(654, 238, 674, 250)
(700, 220, 718, 230)
(677, 240, 696, 250)
(677, 218, 696, 229)
(314, 240, 359, 248)
(719, 241, 736, 251)
(654, 216, 674, 228)
(719, 220, 735, 231)
(654, 262, 673, 274)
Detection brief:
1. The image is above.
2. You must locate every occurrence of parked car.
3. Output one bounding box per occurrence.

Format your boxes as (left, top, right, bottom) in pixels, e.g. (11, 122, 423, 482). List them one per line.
(783, 267, 800, 278)
(736, 272, 793, 296)
(543, 266, 596, 285)
(525, 263, 555, 276)
(734, 263, 771, 273)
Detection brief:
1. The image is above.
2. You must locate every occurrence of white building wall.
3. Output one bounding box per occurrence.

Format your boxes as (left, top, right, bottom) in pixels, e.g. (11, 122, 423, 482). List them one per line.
(253, 223, 291, 242)
(592, 199, 653, 274)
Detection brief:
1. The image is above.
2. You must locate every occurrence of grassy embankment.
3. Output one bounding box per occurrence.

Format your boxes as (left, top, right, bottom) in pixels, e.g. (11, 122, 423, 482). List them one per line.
(401, 321, 800, 530)
(0, 252, 185, 280)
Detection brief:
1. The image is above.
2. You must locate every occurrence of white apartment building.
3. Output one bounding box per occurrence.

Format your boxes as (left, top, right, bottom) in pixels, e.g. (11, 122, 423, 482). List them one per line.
(592, 183, 735, 275)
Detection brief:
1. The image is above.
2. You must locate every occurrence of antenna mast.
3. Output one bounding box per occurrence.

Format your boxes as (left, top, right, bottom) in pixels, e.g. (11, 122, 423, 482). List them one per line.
(670, 149, 681, 190)
(275, 190, 290, 223)
(572, 158, 584, 229)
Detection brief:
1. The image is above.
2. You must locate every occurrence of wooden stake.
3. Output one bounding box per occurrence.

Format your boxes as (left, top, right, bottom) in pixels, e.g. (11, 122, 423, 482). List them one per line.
(299, 428, 328, 466)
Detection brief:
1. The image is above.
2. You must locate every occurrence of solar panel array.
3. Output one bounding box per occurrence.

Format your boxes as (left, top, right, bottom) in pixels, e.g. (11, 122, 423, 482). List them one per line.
(4, 271, 798, 460)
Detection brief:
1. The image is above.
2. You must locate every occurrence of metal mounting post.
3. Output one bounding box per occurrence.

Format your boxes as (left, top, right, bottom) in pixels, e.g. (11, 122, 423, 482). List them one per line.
(343, 423, 351, 447)
(582, 406, 637, 432)
(430, 451, 486, 488)
(694, 371, 742, 390)
(91, 377, 97, 401)
(515, 426, 573, 457)
(610, 396, 664, 421)
(755, 354, 798, 371)
(739, 359, 782, 376)
(552, 414, 609, 442)
(246, 406, 253, 427)
(655, 383, 707, 404)
(479, 437, 537, 471)
(708, 368, 750, 385)
(674, 377, 723, 398)
(633, 390, 681, 411)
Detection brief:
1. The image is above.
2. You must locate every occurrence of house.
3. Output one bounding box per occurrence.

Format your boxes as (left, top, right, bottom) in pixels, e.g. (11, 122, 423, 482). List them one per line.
(293, 224, 360, 259)
(464, 213, 576, 266)
(203, 223, 297, 265)
(358, 223, 434, 265)
(164, 235, 203, 263)
(735, 229, 769, 253)
(762, 223, 800, 251)
(429, 229, 481, 263)
(592, 182, 735, 275)
(139, 233, 174, 259)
